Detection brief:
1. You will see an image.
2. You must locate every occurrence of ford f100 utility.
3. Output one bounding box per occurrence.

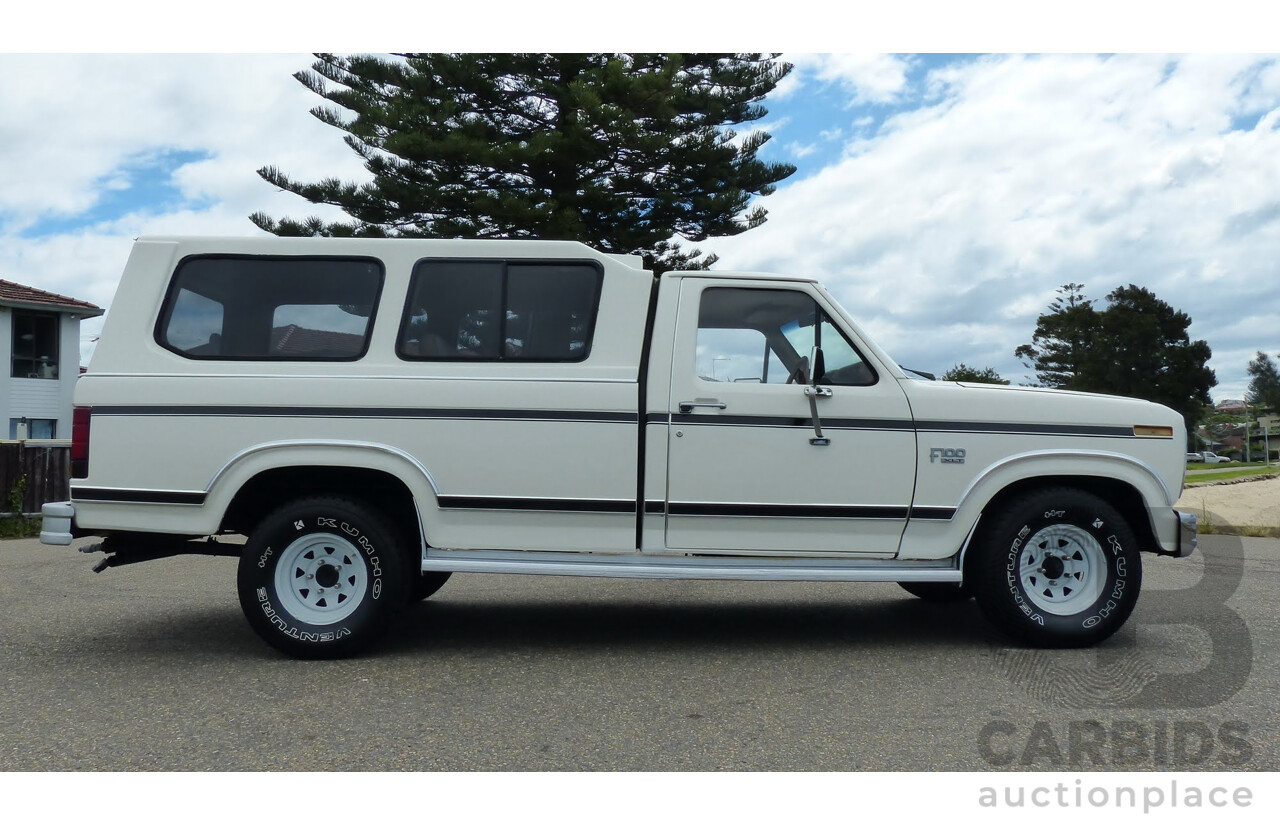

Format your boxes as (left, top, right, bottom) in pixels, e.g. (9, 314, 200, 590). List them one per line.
(41, 236, 1197, 658)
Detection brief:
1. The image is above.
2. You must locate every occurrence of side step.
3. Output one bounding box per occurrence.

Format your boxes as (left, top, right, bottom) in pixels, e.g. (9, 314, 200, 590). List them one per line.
(422, 549, 961, 583)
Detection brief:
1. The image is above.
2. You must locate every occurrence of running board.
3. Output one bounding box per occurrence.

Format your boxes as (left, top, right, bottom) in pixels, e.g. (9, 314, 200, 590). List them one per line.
(421, 549, 961, 583)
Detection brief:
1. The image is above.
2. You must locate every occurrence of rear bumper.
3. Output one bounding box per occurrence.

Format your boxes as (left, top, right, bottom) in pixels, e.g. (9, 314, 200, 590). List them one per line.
(39, 501, 76, 545)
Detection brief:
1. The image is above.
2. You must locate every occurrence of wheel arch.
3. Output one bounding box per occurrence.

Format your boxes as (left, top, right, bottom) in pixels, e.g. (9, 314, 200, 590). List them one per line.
(205, 441, 440, 550)
(953, 451, 1171, 572)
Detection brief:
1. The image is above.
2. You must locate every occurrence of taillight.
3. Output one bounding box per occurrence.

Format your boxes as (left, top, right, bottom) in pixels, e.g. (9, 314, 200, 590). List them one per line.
(71, 406, 91, 479)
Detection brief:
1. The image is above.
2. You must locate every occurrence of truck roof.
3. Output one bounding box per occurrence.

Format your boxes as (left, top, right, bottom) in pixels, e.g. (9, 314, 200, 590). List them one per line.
(135, 235, 648, 270)
(134, 237, 819, 282)
(661, 269, 817, 283)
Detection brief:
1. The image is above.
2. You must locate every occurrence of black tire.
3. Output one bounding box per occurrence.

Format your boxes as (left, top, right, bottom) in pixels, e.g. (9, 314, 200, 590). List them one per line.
(898, 581, 972, 602)
(410, 571, 452, 602)
(237, 496, 410, 659)
(969, 487, 1142, 648)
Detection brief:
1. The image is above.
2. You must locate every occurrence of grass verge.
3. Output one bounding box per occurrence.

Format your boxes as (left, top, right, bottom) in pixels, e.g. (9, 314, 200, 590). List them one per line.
(0, 516, 41, 539)
(1186, 469, 1280, 485)
(1197, 521, 1280, 539)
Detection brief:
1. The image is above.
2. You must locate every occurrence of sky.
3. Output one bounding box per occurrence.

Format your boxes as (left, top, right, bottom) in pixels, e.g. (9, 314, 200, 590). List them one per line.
(1, 44, 1277, 400)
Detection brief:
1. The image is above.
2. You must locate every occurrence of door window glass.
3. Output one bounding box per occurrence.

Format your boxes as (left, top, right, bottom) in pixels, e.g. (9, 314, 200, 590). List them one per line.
(698, 287, 875, 386)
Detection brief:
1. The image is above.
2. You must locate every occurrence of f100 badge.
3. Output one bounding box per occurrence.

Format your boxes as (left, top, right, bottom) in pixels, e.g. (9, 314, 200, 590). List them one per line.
(930, 447, 966, 464)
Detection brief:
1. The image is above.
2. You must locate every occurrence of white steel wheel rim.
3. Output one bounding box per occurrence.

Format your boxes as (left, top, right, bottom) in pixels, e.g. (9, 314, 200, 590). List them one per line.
(273, 533, 369, 626)
(1018, 524, 1107, 616)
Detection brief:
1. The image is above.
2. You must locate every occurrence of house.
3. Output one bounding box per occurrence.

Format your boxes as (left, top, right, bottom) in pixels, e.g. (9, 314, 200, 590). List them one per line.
(0, 280, 103, 441)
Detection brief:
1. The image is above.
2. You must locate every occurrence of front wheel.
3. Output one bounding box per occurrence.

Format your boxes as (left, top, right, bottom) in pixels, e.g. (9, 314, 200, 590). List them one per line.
(898, 581, 971, 602)
(237, 497, 410, 658)
(410, 571, 452, 602)
(969, 488, 1142, 648)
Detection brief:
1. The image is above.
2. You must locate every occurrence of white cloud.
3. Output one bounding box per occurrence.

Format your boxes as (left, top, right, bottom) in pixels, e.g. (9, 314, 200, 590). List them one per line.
(786, 53, 913, 105)
(0, 55, 368, 227)
(0, 53, 370, 361)
(851, 116, 876, 134)
(769, 63, 806, 101)
(730, 116, 792, 156)
(705, 54, 1280, 400)
(786, 142, 818, 158)
(4, 52, 1279, 403)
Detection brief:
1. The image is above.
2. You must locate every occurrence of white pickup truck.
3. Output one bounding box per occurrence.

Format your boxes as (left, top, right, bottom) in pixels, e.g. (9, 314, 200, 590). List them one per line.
(41, 236, 1196, 658)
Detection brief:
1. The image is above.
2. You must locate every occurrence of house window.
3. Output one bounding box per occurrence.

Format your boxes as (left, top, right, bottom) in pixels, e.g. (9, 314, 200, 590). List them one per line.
(11, 311, 59, 379)
(9, 418, 57, 439)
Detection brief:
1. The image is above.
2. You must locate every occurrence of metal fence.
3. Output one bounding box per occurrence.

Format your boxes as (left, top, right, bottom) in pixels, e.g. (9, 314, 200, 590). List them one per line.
(0, 441, 70, 516)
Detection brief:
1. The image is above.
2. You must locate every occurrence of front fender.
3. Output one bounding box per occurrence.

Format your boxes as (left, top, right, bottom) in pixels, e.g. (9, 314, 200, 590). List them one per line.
(954, 449, 1175, 521)
(900, 449, 1174, 561)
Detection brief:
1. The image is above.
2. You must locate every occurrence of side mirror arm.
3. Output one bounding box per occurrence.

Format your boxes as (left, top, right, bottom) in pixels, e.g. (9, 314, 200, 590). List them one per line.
(804, 347, 831, 445)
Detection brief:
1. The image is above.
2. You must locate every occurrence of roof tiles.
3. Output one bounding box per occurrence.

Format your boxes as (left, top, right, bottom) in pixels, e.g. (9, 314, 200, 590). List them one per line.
(0, 279, 103, 314)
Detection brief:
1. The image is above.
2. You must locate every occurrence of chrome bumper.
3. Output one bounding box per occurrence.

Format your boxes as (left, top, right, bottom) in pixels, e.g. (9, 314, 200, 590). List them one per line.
(1175, 510, 1198, 558)
(40, 501, 75, 546)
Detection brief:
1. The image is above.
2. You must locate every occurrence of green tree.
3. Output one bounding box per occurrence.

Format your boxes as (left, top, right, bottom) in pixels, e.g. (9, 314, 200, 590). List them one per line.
(1014, 283, 1096, 388)
(251, 53, 796, 272)
(940, 363, 1010, 384)
(1016, 284, 1215, 428)
(1245, 351, 1280, 412)
(1201, 409, 1247, 451)
(1085, 285, 1215, 427)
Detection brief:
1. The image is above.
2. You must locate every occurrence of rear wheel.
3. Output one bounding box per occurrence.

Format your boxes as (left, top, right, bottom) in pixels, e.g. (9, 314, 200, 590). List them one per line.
(969, 487, 1142, 648)
(237, 497, 409, 659)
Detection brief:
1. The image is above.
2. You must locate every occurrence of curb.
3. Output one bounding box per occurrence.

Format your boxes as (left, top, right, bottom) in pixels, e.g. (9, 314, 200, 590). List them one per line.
(1198, 524, 1280, 539)
(1185, 473, 1280, 488)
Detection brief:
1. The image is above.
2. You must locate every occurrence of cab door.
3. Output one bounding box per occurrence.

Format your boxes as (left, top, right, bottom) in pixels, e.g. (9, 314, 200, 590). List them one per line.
(663, 279, 916, 556)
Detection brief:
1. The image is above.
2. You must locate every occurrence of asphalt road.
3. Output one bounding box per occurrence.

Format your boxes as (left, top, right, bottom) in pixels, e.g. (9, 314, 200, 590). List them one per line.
(2, 535, 1277, 771)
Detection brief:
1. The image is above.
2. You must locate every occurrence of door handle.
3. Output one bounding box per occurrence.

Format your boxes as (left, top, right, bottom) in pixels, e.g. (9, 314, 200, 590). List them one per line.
(678, 400, 727, 413)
